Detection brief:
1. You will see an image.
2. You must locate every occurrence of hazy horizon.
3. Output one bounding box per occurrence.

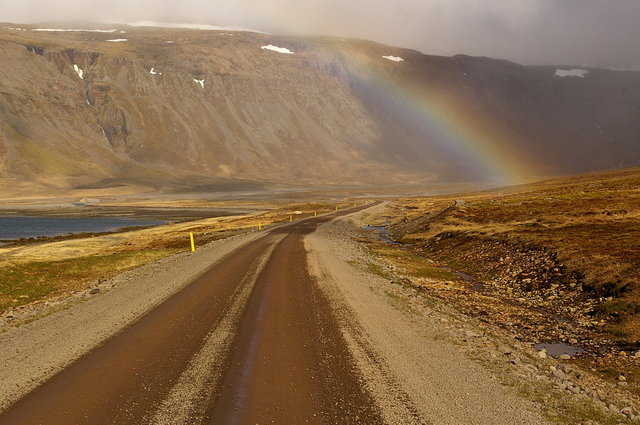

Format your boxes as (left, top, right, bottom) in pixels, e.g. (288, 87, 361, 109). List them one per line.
(2, 0, 640, 69)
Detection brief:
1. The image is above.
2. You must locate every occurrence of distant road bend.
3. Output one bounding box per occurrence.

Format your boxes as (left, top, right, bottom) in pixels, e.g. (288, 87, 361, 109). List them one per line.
(0, 203, 551, 425)
(0, 205, 384, 425)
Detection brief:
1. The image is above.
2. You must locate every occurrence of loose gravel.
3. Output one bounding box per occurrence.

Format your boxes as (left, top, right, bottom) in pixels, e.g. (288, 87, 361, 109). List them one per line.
(306, 213, 551, 424)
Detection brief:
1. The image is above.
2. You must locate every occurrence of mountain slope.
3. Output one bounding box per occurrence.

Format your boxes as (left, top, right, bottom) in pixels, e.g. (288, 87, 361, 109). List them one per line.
(0, 24, 639, 192)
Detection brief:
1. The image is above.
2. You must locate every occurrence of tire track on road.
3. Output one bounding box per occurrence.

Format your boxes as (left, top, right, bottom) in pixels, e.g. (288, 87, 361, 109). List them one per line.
(147, 238, 282, 424)
(207, 218, 385, 425)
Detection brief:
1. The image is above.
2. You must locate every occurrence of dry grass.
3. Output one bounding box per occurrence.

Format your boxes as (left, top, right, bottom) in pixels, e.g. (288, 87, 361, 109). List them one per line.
(386, 167, 640, 343)
(0, 200, 342, 312)
(0, 249, 176, 311)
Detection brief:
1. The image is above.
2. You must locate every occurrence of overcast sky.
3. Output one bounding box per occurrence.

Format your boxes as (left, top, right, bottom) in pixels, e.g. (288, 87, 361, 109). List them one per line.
(3, 0, 640, 68)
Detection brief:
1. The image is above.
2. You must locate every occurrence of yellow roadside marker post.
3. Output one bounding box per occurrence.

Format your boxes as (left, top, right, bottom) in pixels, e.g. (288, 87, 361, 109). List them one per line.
(290, 215, 293, 222)
(314, 211, 317, 217)
(258, 221, 262, 231)
(335, 206, 338, 211)
(189, 232, 195, 252)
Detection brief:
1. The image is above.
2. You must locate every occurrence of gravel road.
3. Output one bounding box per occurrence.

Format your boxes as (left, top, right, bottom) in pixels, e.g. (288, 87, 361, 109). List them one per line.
(0, 204, 552, 424)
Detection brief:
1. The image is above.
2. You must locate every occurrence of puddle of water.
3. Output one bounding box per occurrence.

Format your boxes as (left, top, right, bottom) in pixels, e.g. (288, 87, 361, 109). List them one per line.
(471, 281, 484, 292)
(554, 317, 578, 327)
(363, 225, 400, 245)
(456, 271, 475, 283)
(451, 270, 485, 292)
(534, 342, 584, 358)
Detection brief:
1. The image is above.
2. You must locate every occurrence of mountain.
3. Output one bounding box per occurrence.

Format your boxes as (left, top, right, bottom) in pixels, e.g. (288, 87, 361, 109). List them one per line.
(0, 24, 639, 193)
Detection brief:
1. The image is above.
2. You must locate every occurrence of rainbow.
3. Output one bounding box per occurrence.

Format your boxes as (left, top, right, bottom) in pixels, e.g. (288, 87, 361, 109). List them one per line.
(234, 12, 541, 184)
(338, 51, 539, 185)
(390, 80, 536, 184)
(262, 37, 539, 185)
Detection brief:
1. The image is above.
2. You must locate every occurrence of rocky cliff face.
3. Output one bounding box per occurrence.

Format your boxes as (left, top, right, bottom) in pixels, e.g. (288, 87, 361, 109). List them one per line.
(0, 24, 638, 192)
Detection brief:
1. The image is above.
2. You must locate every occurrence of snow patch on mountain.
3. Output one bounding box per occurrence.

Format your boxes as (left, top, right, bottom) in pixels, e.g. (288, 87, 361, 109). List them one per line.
(383, 56, 404, 62)
(73, 64, 84, 79)
(261, 45, 294, 55)
(124, 21, 266, 34)
(106, 39, 128, 43)
(555, 69, 589, 78)
(193, 79, 205, 88)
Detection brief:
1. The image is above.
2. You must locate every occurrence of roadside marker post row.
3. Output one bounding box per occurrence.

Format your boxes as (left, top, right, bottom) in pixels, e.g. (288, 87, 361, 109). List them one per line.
(257, 209, 322, 231)
(189, 202, 371, 251)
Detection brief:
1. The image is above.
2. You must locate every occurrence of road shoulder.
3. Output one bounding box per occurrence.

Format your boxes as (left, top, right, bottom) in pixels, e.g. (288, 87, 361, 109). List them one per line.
(306, 214, 553, 424)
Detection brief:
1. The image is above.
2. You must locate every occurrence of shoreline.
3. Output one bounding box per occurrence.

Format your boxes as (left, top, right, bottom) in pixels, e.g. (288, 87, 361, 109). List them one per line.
(0, 205, 255, 245)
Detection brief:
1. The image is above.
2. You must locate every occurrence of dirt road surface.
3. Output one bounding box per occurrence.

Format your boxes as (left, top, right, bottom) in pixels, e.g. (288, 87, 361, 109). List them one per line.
(0, 205, 550, 424)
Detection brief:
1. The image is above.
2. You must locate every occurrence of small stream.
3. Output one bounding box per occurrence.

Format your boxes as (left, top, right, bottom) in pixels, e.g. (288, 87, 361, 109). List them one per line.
(363, 223, 588, 359)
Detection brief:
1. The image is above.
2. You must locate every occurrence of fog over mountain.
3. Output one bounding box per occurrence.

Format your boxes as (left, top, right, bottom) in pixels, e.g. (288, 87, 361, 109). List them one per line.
(3, 0, 640, 69)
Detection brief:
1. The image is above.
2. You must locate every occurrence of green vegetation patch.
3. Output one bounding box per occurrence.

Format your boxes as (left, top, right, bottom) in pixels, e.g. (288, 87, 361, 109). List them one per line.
(371, 245, 458, 281)
(0, 249, 177, 310)
(365, 261, 391, 279)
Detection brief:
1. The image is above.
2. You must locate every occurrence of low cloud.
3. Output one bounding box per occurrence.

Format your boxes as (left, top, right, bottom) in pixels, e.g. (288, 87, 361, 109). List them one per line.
(3, 0, 639, 68)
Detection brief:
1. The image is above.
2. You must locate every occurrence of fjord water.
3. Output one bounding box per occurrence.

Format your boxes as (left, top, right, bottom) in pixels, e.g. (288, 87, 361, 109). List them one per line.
(0, 216, 167, 240)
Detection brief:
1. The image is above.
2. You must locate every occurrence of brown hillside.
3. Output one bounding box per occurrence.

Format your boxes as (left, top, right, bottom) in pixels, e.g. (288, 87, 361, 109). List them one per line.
(0, 24, 639, 192)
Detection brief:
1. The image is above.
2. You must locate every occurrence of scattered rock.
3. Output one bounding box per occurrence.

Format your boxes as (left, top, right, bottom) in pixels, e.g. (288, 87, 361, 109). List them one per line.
(621, 407, 635, 417)
(89, 288, 100, 295)
(342, 212, 640, 423)
(463, 330, 480, 339)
